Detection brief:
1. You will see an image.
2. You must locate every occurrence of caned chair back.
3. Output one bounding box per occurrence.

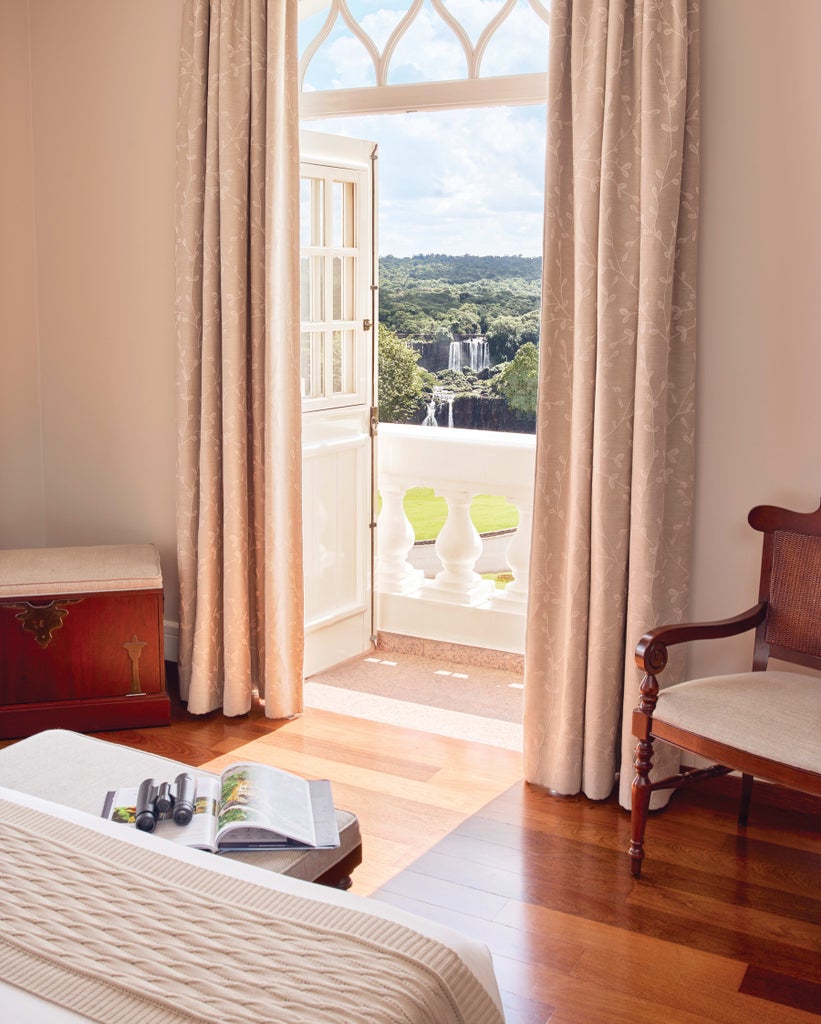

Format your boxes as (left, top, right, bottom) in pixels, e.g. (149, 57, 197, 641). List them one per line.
(750, 502, 821, 672)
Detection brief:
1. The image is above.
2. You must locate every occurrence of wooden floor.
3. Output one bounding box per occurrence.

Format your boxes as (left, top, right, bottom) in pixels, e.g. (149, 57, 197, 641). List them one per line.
(15, 670, 820, 1024)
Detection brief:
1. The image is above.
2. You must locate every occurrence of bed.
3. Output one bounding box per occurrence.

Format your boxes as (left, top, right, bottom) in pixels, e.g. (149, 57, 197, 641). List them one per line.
(0, 785, 505, 1023)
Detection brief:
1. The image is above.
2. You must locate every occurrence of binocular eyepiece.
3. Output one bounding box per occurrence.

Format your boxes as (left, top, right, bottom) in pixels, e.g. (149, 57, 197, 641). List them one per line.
(135, 773, 197, 832)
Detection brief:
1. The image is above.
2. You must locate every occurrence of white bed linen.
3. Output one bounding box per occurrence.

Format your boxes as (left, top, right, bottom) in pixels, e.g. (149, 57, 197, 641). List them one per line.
(0, 785, 503, 1023)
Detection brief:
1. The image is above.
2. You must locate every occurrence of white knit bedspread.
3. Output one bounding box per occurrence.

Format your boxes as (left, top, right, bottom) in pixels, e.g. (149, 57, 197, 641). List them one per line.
(0, 798, 503, 1024)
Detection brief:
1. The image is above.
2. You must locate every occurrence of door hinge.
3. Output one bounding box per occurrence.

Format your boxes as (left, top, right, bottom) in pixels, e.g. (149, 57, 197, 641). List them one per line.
(369, 406, 379, 437)
(363, 318, 372, 331)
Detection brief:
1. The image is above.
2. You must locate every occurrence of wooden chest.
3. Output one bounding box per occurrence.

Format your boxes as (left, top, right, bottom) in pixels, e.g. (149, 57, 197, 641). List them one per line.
(0, 544, 170, 738)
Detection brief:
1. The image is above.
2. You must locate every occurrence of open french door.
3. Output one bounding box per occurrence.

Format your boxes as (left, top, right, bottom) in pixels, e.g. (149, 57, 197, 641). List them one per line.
(299, 129, 378, 677)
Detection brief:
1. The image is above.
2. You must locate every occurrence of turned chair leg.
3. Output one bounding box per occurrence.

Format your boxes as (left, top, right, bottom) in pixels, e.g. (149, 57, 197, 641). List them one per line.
(630, 736, 655, 876)
(629, 782, 652, 876)
(630, 733, 655, 876)
(738, 772, 754, 826)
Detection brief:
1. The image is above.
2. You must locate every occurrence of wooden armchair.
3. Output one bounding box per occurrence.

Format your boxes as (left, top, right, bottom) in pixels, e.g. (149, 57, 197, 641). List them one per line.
(629, 500, 821, 877)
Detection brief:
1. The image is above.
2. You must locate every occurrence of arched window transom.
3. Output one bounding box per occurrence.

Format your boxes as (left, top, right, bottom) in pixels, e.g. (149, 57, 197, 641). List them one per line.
(299, 0, 550, 117)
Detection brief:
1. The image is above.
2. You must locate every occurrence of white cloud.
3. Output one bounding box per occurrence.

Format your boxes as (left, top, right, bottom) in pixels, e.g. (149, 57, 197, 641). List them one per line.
(358, 5, 413, 52)
(477, 2, 550, 77)
(308, 105, 546, 256)
(438, 0, 508, 45)
(386, 9, 467, 84)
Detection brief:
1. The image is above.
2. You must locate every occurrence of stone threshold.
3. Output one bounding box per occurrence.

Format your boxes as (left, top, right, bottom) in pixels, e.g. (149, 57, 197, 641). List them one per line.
(376, 631, 524, 675)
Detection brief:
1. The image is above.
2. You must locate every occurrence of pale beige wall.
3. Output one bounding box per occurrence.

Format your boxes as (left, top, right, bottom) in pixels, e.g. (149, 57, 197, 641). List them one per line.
(689, 0, 821, 676)
(0, 0, 44, 546)
(23, 0, 182, 619)
(3, 1, 819, 663)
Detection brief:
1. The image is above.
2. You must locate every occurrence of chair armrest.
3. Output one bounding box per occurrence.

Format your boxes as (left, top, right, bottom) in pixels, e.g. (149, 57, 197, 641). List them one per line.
(635, 602, 767, 676)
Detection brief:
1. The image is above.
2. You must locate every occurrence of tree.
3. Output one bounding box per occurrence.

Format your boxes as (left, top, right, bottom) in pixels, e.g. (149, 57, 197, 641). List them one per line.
(518, 309, 541, 346)
(386, 309, 437, 339)
(448, 303, 482, 337)
(378, 324, 428, 423)
(485, 315, 522, 363)
(494, 342, 539, 415)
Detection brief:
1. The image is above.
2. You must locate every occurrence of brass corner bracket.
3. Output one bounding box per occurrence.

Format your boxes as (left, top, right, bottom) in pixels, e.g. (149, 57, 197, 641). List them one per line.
(5, 599, 83, 649)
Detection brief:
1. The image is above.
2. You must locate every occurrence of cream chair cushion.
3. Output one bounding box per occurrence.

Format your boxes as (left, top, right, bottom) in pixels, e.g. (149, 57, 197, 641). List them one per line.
(655, 671, 821, 774)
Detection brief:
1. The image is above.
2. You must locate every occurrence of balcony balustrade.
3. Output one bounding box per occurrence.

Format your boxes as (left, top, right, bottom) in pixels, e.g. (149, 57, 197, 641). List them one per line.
(376, 423, 535, 654)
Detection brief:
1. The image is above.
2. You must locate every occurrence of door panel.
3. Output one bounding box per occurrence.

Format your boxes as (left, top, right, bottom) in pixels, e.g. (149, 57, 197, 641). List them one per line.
(300, 130, 376, 677)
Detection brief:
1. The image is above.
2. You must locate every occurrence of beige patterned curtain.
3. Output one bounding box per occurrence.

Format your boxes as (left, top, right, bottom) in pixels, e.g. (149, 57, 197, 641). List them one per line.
(175, 0, 304, 718)
(524, 0, 700, 808)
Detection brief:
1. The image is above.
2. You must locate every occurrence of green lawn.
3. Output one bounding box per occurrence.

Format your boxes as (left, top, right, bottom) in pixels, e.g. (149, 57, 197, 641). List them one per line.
(401, 487, 518, 542)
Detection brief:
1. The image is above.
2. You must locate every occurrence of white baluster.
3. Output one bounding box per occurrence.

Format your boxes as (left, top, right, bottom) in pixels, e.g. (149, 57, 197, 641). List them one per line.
(375, 482, 424, 595)
(490, 494, 532, 610)
(425, 489, 495, 606)
(376, 423, 535, 653)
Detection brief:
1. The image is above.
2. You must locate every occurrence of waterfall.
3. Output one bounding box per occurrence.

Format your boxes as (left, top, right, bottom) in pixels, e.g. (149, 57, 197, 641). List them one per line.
(424, 387, 455, 427)
(448, 340, 462, 372)
(468, 336, 490, 372)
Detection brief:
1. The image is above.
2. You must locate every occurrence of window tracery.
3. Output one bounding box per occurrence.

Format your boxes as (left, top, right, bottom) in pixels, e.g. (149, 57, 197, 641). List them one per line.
(299, 0, 550, 117)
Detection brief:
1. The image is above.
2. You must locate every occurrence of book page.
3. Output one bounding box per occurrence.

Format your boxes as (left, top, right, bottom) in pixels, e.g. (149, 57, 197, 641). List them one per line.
(307, 780, 340, 848)
(104, 775, 220, 851)
(216, 763, 336, 848)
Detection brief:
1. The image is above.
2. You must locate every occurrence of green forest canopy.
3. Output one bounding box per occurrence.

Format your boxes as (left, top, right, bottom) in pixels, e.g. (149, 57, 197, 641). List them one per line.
(379, 254, 542, 340)
(377, 254, 543, 426)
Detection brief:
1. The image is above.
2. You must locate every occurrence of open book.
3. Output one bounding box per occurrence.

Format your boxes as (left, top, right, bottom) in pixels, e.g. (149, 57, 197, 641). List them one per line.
(102, 762, 340, 853)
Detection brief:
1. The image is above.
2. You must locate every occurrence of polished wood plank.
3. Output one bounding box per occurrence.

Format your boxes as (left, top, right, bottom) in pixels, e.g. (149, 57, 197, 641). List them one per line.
(377, 778, 820, 1023)
(741, 965, 821, 1017)
(7, 667, 816, 1024)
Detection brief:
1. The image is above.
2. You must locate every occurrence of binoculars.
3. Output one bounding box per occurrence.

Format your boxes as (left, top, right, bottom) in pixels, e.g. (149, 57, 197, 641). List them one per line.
(135, 773, 197, 832)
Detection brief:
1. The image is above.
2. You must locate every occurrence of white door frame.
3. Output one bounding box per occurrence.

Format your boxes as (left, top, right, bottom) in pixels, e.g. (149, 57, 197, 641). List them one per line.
(300, 130, 378, 677)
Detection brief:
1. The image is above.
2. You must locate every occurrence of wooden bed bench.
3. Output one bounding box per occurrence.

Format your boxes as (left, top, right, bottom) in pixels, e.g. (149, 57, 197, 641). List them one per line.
(0, 729, 362, 888)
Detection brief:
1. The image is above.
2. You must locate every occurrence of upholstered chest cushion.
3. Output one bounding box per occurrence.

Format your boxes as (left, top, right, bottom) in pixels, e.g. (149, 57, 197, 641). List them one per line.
(0, 544, 162, 598)
(655, 671, 821, 774)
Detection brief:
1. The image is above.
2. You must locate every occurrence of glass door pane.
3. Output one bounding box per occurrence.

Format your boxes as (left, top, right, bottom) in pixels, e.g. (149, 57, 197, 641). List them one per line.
(300, 165, 365, 407)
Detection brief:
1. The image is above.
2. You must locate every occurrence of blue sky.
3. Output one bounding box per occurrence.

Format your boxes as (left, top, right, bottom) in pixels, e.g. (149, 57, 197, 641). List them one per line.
(300, 2, 549, 257)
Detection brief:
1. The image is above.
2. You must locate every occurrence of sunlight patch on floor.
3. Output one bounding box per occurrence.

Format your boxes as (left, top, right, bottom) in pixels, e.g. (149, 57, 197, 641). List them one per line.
(303, 681, 523, 751)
